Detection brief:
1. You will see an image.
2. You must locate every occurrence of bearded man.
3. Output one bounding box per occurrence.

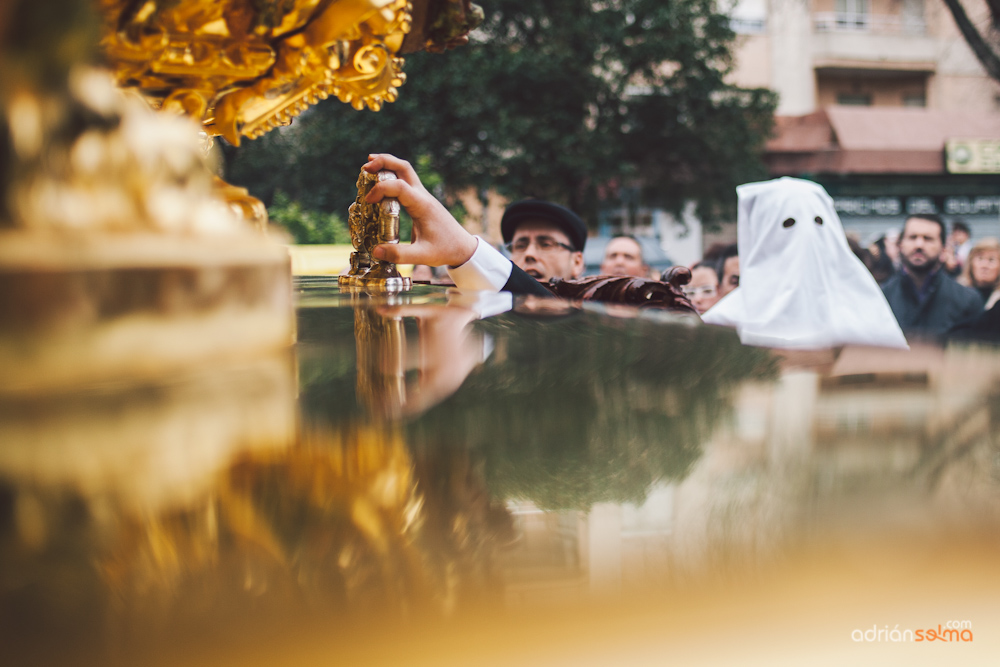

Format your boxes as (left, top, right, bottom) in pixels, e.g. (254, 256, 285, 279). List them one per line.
(881, 215, 982, 339)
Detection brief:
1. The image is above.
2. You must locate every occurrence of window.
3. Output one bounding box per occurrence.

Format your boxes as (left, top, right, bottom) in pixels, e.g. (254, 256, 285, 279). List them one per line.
(730, 0, 767, 34)
(837, 93, 872, 106)
(901, 0, 926, 34)
(903, 93, 926, 107)
(835, 0, 870, 30)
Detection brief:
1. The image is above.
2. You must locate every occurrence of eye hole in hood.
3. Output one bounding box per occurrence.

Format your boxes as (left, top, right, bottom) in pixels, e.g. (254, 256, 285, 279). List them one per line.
(815, 216, 823, 225)
(782, 217, 795, 228)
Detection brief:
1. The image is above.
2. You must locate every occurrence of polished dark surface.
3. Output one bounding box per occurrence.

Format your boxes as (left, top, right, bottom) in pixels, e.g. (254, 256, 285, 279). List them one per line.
(2, 279, 999, 665)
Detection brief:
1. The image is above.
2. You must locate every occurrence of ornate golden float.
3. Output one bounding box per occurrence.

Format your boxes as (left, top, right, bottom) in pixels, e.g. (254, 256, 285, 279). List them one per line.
(100, 0, 410, 145)
(0, 0, 481, 391)
(98, 0, 481, 145)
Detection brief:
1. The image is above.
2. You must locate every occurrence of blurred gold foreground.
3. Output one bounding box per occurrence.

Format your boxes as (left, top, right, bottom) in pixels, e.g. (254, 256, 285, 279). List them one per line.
(2, 2, 999, 665)
(5, 289, 1000, 665)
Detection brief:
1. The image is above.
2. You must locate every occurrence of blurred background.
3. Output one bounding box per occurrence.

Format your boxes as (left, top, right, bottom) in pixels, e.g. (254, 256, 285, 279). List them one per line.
(226, 0, 1000, 272)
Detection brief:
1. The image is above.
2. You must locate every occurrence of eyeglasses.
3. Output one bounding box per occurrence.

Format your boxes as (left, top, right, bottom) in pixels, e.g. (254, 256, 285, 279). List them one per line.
(682, 285, 717, 299)
(504, 236, 575, 254)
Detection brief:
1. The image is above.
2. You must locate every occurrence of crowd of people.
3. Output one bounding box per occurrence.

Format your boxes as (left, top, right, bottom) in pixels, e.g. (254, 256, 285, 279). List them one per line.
(363, 154, 1000, 347)
(683, 213, 993, 339)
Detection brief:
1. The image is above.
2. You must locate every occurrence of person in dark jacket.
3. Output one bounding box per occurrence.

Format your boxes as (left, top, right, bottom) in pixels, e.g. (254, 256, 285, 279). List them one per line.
(361, 154, 695, 312)
(881, 215, 982, 340)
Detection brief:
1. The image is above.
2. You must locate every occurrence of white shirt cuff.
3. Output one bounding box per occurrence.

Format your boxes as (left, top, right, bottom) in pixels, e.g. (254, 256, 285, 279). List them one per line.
(446, 236, 513, 292)
(445, 290, 513, 320)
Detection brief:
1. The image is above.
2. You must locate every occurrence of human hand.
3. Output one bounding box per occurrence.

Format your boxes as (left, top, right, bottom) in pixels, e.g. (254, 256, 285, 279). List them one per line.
(363, 154, 478, 268)
(375, 303, 482, 416)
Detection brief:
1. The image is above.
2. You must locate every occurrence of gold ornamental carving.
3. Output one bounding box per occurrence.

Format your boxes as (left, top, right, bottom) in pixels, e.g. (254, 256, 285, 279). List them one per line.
(341, 167, 411, 291)
(1, 0, 481, 238)
(98, 0, 414, 146)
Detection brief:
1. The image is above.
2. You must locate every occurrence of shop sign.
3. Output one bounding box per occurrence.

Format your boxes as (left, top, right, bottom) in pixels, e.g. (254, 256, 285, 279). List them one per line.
(834, 197, 902, 216)
(946, 139, 1000, 174)
(833, 196, 1000, 217)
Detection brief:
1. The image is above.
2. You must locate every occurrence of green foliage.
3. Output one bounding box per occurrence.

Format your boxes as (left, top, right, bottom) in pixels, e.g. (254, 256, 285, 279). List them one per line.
(268, 191, 350, 244)
(224, 0, 777, 226)
(413, 154, 469, 223)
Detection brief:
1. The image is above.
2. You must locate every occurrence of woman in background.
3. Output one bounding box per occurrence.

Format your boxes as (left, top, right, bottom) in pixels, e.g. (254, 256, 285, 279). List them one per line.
(959, 238, 1000, 309)
(684, 261, 721, 315)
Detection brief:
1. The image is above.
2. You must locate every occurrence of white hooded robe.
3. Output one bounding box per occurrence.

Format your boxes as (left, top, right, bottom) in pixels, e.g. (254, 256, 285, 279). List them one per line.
(702, 177, 907, 350)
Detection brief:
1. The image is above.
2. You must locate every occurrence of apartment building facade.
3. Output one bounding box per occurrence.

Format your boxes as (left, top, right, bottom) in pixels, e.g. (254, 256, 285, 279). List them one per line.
(729, 0, 1000, 240)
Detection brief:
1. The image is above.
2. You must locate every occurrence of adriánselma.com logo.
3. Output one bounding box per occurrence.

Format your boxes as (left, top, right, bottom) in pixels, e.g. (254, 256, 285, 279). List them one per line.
(852, 621, 973, 643)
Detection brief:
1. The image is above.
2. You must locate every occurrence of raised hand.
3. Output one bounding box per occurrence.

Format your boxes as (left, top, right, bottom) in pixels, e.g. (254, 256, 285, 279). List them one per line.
(363, 154, 478, 268)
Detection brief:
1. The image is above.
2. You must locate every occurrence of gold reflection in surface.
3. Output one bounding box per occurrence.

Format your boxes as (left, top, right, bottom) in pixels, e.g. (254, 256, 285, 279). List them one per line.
(0, 317, 512, 661)
(355, 304, 408, 417)
(95, 424, 432, 615)
(5, 288, 1000, 664)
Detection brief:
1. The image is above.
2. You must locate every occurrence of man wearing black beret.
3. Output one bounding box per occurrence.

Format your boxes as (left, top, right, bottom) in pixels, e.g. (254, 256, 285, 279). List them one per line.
(500, 199, 587, 285)
(362, 153, 697, 314)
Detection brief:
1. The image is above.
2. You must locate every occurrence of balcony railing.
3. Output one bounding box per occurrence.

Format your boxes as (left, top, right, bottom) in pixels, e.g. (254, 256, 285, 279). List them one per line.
(813, 12, 926, 36)
(730, 17, 767, 35)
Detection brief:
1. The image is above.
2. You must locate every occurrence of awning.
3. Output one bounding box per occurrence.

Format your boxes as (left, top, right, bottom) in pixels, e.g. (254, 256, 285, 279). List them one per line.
(765, 106, 1000, 174)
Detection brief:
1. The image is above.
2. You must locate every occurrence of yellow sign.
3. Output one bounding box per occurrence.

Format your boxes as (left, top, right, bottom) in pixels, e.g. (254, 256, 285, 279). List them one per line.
(946, 139, 1000, 173)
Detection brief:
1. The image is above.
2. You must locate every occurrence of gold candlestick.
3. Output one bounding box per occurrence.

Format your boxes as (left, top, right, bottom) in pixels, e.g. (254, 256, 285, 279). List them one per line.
(341, 168, 412, 292)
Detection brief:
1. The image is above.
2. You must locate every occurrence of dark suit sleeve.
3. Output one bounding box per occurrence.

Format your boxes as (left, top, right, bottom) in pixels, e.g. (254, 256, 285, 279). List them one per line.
(501, 265, 553, 297)
(949, 299, 1000, 342)
(948, 286, 996, 341)
(964, 289, 985, 318)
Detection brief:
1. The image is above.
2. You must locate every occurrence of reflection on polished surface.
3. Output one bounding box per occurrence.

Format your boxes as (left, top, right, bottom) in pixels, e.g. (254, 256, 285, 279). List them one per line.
(3, 279, 1000, 664)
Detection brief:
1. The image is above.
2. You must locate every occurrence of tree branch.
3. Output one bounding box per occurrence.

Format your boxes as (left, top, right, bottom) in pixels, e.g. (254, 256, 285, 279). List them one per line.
(941, 0, 1000, 82)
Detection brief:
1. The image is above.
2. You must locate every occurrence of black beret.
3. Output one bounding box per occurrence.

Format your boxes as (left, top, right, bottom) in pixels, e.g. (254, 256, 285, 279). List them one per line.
(501, 200, 587, 251)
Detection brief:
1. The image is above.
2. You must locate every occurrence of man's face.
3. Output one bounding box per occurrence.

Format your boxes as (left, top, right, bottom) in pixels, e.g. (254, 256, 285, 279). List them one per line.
(952, 229, 970, 247)
(600, 237, 646, 277)
(899, 217, 943, 274)
(718, 255, 740, 297)
(509, 220, 584, 282)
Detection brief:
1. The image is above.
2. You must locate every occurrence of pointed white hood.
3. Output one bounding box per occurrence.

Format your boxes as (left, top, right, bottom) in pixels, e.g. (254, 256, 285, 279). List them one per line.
(702, 177, 907, 350)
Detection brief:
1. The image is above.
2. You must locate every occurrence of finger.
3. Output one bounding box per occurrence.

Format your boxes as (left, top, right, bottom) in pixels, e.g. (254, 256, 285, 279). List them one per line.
(365, 178, 418, 207)
(364, 154, 421, 188)
(373, 241, 434, 266)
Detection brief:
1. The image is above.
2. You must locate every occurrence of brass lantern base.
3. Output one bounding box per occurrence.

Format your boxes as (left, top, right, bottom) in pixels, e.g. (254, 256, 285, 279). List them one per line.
(339, 273, 412, 292)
